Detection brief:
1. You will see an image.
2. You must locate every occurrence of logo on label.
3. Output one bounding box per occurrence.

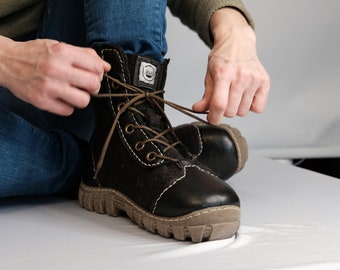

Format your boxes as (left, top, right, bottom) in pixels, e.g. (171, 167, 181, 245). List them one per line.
(139, 62, 157, 85)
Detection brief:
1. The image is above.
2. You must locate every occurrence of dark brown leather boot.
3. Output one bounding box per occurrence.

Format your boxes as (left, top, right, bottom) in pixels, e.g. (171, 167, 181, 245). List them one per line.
(79, 44, 240, 242)
(174, 122, 248, 180)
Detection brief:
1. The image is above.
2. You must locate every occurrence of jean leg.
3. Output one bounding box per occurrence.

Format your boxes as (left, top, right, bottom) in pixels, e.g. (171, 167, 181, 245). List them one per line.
(31, 0, 95, 142)
(37, 0, 168, 62)
(35, 0, 87, 46)
(84, 0, 168, 62)
(0, 109, 81, 198)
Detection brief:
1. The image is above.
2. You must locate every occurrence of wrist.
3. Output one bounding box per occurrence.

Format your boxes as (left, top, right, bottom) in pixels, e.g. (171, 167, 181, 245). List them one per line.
(0, 36, 15, 87)
(0, 35, 13, 55)
(210, 8, 254, 44)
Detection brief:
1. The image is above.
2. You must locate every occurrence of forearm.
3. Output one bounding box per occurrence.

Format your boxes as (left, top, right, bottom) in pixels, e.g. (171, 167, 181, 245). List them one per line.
(192, 6, 270, 123)
(210, 7, 256, 55)
(0, 35, 15, 88)
(167, 0, 254, 47)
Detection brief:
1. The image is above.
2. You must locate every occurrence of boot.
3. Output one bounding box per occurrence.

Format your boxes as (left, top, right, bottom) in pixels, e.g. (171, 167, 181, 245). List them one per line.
(79, 44, 240, 243)
(174, 122, 248, 180)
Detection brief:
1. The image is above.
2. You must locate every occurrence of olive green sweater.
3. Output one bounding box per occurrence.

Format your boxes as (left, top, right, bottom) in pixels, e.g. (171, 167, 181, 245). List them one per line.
(0, 0, 45, 39)
(167, 0, 254, 47)
(0, 0, 253, 46)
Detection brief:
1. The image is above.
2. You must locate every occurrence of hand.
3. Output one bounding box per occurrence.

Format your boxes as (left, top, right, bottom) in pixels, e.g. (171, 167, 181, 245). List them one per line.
(0, 37, 110, 116)
(192, 8, 270, 125)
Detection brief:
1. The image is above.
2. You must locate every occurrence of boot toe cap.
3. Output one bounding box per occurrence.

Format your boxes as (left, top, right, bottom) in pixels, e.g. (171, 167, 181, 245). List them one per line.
(174, 123, 248, 180)
(153, 165, 240, 217)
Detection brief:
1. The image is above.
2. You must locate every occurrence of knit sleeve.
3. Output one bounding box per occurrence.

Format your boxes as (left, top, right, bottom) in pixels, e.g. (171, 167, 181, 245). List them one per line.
(0, 0, 45, 39)
(167, 0, 254, 48)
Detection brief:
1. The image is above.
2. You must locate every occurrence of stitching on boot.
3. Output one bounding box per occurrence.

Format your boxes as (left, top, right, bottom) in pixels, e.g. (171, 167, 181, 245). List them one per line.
(106, 48, 163, 166)
(101, 48, 164, 168)
(151, 164, 219, 214)
(80, 183, 239, 222)
(193, 124, 204, 159)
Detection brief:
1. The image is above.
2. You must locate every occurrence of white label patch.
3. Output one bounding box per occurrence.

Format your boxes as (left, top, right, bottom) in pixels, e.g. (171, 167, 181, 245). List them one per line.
(139, 61, 157, 85)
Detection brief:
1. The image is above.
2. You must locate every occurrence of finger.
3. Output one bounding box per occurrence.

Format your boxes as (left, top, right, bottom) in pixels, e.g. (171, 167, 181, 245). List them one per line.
(48, 99, 75, 116)
(72, 47, 110, 74)
(46, 62, 102, 95)
(58, 86, 91, 109)
(250, 86, 269, 113)
(192, 96, 209, 113)
(192, 75, 213, 112)
(36, 94, 75, 116)
(207, 78, 231, 125)
(44, 79, 91, 110)
(223, 82, 244, 118)
(55, 44, 110, 76)
(68, 67, 103, 94)
(236, 89, 256, 116)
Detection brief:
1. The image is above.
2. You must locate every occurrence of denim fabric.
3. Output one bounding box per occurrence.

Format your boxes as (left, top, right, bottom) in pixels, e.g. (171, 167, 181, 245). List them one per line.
(37, 0, 168, 62)
(34, 0, 168, 141)
(0, 108, 81, 198)
(0, 0, 167, 197)
(84, 0, 168, 62)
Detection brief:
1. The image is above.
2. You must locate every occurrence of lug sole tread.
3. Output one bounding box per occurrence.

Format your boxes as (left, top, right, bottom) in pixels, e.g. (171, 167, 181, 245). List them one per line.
(78, 183, 240, 243)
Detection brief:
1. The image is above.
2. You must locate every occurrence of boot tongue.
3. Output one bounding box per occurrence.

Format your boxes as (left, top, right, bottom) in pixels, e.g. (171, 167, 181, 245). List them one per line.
(126, 53, 192, 159)
(126, 54, 169, 132)
(139, 104, 165, 132)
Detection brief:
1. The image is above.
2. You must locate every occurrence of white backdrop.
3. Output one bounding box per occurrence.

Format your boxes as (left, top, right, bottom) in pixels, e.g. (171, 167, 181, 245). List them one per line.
(165, 0, 340, 159)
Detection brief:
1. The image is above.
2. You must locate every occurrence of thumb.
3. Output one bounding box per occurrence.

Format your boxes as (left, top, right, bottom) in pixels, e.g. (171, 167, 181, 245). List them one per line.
(192, 96, 209, 112)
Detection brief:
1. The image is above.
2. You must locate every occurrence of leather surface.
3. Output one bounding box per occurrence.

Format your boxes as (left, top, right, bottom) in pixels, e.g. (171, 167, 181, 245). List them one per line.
(82, 44, 240, 217)
(174, 123, 239, 180)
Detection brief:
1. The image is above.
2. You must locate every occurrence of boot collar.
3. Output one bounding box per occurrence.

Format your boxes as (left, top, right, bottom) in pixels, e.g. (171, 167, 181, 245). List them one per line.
(126, 54, 169, 91)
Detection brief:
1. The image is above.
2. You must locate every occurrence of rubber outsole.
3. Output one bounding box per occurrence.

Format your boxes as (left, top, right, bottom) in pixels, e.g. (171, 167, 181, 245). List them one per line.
(79, 182, 240, 243)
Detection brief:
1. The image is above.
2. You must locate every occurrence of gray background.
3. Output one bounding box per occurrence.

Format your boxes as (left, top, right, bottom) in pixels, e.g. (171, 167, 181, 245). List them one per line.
(165, 0, 340, 159)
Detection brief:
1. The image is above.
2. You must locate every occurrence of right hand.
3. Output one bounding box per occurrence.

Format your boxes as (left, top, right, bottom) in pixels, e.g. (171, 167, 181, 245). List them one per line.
(0, 38, 111, 116)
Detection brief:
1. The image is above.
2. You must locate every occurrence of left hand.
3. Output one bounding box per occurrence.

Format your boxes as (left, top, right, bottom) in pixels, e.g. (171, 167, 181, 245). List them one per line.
(192, 8, 270, 125)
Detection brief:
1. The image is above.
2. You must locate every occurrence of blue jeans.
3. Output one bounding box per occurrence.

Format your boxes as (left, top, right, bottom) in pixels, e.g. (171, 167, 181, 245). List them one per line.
(0, 0, 168, 197)
(37, 0, 168, 62)
(0, 109, 81, 197)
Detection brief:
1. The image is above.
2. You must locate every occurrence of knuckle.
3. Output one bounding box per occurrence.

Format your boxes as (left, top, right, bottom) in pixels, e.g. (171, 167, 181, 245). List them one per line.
(51, 42, 67, 55)
(211, 64, 229, 79)
(78, 93, 91, 108)
(88, 74, 101, 92)
(49, 43, 72, 61)
(229, 89, 243, 101)
(211, 99, 226, 113)
(85, 47, 97, 56)
(237, 70, 253, 85)
(39, 60, 56, 76)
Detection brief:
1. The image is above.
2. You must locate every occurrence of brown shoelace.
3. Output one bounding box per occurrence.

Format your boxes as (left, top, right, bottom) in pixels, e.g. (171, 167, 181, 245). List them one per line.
(93, 74, 209, 179)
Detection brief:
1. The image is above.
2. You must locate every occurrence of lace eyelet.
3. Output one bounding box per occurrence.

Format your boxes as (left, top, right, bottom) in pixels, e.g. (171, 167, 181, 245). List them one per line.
(125, 124, 135, 134)
(146, 152, 157, 161)
(111, 81, 120, 89)
(135, 142, 145, 151)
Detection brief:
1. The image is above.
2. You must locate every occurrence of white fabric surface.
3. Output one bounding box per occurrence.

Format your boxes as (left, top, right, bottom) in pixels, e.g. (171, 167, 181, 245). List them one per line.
(1, 153, 340, 270)
(165, 0, 340, 159)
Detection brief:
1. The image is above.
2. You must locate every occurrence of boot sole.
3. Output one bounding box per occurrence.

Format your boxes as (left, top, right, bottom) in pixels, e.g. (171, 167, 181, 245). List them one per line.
(192, 122, 248, 173)
(78, 182, 240, 243)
